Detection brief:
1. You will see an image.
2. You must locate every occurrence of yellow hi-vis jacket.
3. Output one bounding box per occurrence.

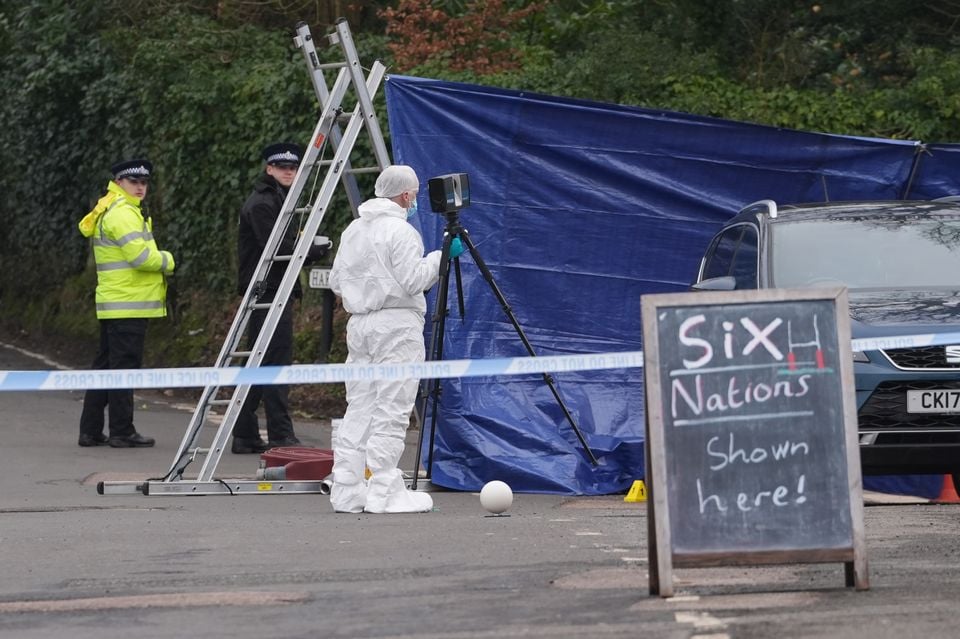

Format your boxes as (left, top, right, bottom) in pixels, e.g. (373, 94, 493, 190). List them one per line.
(78, 181, 175, 319)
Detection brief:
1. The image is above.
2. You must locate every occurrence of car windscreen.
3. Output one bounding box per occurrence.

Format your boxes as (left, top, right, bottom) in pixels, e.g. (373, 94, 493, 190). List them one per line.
(770, 216, 960, 289)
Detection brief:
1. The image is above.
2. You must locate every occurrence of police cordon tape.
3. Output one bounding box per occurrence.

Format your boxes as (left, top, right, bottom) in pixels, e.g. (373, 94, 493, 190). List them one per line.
(0, 331, 956, 392)
(0, 351, 645, 392)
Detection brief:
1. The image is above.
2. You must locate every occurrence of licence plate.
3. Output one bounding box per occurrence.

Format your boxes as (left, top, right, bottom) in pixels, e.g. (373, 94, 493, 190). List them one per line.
(907, 390, 960, 413)
(308, 268, 331, 289)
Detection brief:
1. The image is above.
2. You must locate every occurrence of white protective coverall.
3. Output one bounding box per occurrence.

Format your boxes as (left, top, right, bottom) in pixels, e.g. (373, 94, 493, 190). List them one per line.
(328, 192, 442, 513)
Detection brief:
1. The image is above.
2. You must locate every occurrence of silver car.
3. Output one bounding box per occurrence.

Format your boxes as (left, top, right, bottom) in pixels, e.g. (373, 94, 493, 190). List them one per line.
(692, 199, 960, 482)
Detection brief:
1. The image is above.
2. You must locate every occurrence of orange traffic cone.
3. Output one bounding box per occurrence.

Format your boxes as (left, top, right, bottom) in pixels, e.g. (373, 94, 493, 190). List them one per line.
(935, 475, 960, 503)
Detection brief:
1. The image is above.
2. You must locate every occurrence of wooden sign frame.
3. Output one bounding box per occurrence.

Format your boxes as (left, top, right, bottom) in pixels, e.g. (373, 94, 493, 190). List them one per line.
(641, 287, 868, 597)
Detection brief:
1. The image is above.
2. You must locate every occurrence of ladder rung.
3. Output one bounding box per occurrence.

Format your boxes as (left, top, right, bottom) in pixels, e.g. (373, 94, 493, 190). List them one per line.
(346, 167, 381, 175)
(294, 207, 312, 214)
(251, 302, 272, 310)
(317, 61, 346, 70)
(273, 255, 292, 262)
(208, 399, 231, 406)
(230, 350, 252, 358)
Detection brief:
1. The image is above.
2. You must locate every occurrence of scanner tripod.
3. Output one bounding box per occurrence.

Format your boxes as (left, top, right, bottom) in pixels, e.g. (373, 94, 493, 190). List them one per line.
(411, 212, 599, 490)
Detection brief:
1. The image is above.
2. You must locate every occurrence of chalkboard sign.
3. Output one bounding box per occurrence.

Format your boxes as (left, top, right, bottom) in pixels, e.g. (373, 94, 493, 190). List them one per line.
(641, 287, 868, 597)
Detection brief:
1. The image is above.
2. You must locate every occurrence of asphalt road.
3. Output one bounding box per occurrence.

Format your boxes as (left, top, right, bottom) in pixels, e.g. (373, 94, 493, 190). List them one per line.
(2, 342, 960, 639)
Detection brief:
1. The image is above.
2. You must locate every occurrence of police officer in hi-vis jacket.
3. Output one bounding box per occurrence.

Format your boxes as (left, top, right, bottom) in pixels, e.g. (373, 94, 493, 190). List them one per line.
(77, 158, 175, 448)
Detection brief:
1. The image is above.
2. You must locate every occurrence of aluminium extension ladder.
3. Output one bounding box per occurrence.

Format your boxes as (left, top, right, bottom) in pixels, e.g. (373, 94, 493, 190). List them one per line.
(98, 19, 390, 496)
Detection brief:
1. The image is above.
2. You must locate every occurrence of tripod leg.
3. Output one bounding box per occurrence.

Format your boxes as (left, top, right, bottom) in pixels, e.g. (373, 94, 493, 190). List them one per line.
(458, 230, 599, 465)
(411, 232, 455, 489)
(453, 257, 465, 319)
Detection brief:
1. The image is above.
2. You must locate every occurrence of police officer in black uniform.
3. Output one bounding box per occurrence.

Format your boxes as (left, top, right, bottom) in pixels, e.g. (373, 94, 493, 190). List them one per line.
(233, 142, 330, 453)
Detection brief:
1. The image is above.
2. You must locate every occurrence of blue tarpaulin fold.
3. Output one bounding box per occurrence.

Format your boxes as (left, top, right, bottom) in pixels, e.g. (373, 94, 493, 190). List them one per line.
(385, 75, 956, 498)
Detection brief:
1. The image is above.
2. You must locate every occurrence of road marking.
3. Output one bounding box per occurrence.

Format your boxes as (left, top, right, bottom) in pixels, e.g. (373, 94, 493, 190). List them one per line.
(0, 341, 69, 370)
(0, 591, 309, 613)
(676, 611, 728, 631)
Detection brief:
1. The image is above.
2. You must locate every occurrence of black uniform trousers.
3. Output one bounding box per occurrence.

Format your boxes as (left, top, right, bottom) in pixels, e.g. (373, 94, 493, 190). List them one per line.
(79, 318, 148, 438)
(233, 300, 295, 442)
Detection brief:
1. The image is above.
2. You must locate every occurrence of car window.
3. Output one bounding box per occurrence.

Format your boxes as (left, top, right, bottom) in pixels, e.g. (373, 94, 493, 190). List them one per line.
(701, 224, 758, 288)
(730, 226, 758, 289)
(702, 227, 742, 280)
(771, 217, 960, 288)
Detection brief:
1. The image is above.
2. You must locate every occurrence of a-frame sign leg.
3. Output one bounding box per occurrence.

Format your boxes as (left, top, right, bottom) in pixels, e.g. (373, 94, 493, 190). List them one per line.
(645, 422, 673, 597)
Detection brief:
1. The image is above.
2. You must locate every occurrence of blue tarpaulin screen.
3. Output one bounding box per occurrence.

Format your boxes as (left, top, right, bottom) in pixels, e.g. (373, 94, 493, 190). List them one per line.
(385, 74, 960, 498)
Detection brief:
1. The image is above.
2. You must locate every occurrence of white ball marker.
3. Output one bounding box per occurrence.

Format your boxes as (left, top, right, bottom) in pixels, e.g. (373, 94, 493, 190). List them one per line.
(480, 480, 513, 515)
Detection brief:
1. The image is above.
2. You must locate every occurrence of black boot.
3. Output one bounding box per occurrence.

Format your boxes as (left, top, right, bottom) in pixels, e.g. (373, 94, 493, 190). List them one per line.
(232, 437, 270, 454)
(108, 432, 156, 448)
(78, 433, 108, 447)
(268, 435, 302, 449)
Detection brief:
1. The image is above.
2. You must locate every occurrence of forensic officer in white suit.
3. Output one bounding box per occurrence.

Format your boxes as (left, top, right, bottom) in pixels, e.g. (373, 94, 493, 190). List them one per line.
(328, 165, 463, 514)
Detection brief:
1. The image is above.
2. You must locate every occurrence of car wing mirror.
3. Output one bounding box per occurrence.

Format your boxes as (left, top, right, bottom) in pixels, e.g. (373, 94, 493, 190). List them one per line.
(691, 276, 737, 291)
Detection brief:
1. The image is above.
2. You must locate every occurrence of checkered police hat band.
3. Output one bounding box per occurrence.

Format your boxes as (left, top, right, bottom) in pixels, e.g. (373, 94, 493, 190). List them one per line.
(116, 165, 150, 179)
(267, 151, 300, 164)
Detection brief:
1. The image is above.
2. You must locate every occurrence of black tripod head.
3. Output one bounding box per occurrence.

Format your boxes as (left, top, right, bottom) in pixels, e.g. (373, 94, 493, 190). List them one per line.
(442, 210, 464, 238)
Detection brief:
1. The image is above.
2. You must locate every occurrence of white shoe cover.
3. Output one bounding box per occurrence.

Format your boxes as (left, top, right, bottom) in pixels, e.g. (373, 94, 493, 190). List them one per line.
(364, 488, 433, 514)
(330, 481, 367, 514)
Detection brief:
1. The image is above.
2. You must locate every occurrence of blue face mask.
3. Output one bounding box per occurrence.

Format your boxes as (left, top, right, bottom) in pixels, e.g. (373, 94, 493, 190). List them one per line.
(407, 198, 419, 219)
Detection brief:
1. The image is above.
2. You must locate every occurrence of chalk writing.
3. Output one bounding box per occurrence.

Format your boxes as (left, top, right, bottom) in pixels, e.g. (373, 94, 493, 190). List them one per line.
(706, 433, 810, 471)
(696, 474, 807, 513)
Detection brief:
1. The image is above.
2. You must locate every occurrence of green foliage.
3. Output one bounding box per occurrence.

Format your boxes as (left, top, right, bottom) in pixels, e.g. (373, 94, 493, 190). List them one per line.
(0, 1, 372, 414)
(0, 7, 358, 293)
(0, 1, 117, 295)
(438, 1, 960, 143)
(117, 12, 319, 290)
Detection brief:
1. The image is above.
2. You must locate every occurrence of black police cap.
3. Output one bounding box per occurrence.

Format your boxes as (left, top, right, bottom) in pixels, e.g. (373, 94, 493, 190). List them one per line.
(262, 142, 303, 167)
(111, 159, 153, 181)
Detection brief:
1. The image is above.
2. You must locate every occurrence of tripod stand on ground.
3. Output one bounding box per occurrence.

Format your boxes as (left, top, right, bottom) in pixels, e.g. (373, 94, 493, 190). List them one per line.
(411, 212, 600, 490)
